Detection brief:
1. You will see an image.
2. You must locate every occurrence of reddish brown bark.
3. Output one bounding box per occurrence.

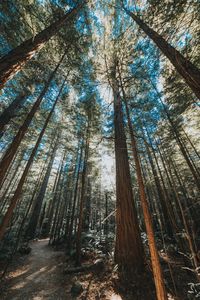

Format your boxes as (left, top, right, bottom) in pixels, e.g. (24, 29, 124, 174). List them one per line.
(0, 92, 28, 137)
(123, 5, 200, 100)
(0, 53, 65, 188)
(76, 125, 90, 266)
(49, 150, 67, 244)
(145, 140, 174, 237)
(182, 129, 200, 160)
(119, 73, 167, 298)
(45, 155, 63, 236)
(147, 78, 200, 189)
(112, 69, 144, 273)
(25, 136, 58, 240)
(0, 79, 65, 240)
(68, 141, 83, 252)
(0, 2, 84, 88)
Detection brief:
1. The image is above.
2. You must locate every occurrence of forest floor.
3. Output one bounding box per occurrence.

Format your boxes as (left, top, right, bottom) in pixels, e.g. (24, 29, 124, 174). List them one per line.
(0, 239, 139, 300)
(0, 239, 194, 299)
(1, 239, 68, 299)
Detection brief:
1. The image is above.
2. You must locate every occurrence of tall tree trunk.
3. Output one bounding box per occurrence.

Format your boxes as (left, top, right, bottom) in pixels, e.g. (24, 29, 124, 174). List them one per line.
(46, 154, 63, 236)
(0, 79, 65, 240)
(119, 74, 167, 299)
(25, 136, 58, 240)
(0, 54, 65, 188)
(63, 169, 74, 238)
(181, 129, 200, 160)
(123, 5, 200, 100)
(53, 160, 72, 242)
(0, 172, 21, 215)
(48, 150, 67, 242)
(112, 67, 144, 274)
(76, 125, 90, 266)
(0, 2, 84, 88)
(158, 144, 200, 274)
(144, 138, 174, 237)
(145, 130, 180, 235)
(0, 92, 28, 137)
(49, 165, 66, 244)
(104, 192, 109, 236)
(0, 150, 24, 202)
(67, 141, 83, 252)
(0, 163, 47, 279)
(149, 79, 200, 190)
(83, 177, 91, 232)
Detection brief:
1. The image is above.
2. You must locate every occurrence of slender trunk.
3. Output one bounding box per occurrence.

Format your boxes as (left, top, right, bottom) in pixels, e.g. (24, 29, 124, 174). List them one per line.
(0, 2, 84, 88)
(0, 154, 22, 203)
(67, 142, 83, 251)
(76, 125, 90, 266)
(64, 179, 73, 238)
(141, 163, 160, 232)
(179, 136, 200, 177)
(0, 54, 65, 187)
(54, 161, 72, 241)
(50, 173, 65, 244)
(48, 150, 66, 242)
(46, 155, 63, 236)
(146, 76, 200, 188)
(25, 137, 58, 240)
(123, 6, 200, 100)
(170, 156, 199, 227)
(144, 139, 174, 237)
(0, 150, 18, 190)
(0, 79, 64, 240)
(159, 144, 200, 276)
(50, 149, 68, 244)
(104, 192, 109, 236)
(83, 178, 91, 232)
(0, 92, 28, 137)
(119, 76, 167, 299)
(0, 172, 21, 215)
(182, 129, 200, 160)
(104, 192, 109, 253)
(74, 185, 81, 237)
(0, 167, 44, 279)
(146, 133, 180, 234)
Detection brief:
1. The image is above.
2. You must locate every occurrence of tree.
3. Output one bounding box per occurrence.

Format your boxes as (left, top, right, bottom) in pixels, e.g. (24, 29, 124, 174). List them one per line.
(118, 67, 167, 299)
(111, 61, 144, 273)
(0, 1, 84, 89)
(0, 79, 65, 240)
(25, 134, 58, 240)
(0, 91, 29, 137)
(76, 123, 90, 265)
(122, 3, 200, 101)
(0, 53, 65, 187)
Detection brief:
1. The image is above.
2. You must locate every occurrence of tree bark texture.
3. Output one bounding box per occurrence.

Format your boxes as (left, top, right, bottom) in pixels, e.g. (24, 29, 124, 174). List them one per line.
(25, 138, 58, 240)
(76, 126, 90, 266)
(121, 83, 167, 299)
(0, 92, 28, 137)
(0, 53, 65, 188)
(0, 2, 84, 88)
(0, 79, 65, 240)
(112, 75, 144, 273)
(124, 7, 200, 100)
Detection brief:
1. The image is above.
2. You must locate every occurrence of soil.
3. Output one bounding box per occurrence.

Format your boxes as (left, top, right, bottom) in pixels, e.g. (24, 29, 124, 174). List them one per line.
(1, 239, 68, 299)
(0, 239, 191, 299)
(0, 239, 123, 300)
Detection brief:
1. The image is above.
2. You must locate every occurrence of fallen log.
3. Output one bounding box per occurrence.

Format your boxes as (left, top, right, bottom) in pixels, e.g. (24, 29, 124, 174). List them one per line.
(64, 259, 104, 274)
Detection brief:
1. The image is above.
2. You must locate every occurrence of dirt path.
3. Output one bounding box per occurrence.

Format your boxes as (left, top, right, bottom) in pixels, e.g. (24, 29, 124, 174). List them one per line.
(2, 239, 69, 300)
(1, 239, 126, 300)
